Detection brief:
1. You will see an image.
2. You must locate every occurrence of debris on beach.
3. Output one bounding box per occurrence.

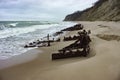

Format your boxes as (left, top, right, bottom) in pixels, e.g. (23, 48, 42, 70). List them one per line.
(52, 25, 91, 60)
(61, 24, 83, 31)
(24, 34, 57, 48)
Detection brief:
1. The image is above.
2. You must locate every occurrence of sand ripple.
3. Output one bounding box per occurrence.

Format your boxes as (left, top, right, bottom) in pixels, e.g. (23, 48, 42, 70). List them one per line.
(96, 34, 120, 41)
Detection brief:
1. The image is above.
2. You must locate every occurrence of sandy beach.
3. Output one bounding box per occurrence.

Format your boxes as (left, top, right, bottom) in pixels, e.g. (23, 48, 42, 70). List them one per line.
(0, 21, 120, 80)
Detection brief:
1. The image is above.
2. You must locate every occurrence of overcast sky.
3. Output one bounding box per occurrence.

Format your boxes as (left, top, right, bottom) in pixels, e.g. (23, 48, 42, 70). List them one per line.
(0, 0, 98, 21)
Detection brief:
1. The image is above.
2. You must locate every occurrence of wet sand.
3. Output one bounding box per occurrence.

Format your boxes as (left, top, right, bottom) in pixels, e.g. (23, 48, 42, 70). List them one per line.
(0, 21, 120, 80)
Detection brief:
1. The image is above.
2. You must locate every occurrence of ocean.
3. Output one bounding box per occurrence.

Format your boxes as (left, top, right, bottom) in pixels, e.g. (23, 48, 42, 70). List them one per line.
(0, 21, 75, 60)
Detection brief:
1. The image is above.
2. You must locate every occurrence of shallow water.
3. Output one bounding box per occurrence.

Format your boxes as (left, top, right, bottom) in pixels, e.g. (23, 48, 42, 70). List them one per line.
(0, 21, 76, 60)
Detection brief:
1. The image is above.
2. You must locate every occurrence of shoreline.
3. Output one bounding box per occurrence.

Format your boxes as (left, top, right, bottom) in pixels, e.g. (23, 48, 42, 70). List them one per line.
(0, 48, 42, 70)
(0, 25, 78, 70)
(0, 21, 120, 80)
(0, 24, 72, 70)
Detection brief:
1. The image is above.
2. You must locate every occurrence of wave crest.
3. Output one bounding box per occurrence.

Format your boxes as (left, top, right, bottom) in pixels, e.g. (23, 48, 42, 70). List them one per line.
(0, 25, 6, 30)
(8, 23, 18, 27)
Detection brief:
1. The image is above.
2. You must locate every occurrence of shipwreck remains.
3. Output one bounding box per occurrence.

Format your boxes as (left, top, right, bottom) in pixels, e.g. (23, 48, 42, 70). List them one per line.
(61, 24, 83, 31)
(52, 28, 91, 60)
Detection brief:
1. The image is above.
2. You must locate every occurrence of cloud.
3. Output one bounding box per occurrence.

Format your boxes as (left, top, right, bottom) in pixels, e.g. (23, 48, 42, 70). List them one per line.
(0, 0, 98, 21)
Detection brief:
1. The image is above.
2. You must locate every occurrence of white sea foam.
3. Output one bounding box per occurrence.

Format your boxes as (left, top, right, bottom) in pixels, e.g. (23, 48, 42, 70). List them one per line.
(0, 24, 58, 39)
(8, 23, 18, 27)
(0, 24, 6, 30)
(0, 21, 76, 60)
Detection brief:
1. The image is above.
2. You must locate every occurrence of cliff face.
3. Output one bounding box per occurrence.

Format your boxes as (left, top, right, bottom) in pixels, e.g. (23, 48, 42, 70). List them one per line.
(64, 0, 120, 21)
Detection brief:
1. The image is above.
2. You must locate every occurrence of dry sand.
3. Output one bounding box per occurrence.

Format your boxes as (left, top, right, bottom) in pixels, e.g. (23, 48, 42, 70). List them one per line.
(0, 21, 120, 80)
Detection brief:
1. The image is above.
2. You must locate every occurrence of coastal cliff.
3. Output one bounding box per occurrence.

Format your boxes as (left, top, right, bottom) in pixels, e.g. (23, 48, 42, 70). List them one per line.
(64, 0, 120, 21)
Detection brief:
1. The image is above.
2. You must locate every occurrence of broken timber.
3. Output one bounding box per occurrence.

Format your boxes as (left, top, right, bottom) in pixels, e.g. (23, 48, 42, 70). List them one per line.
(52, 29, 91, 60)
